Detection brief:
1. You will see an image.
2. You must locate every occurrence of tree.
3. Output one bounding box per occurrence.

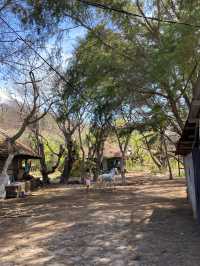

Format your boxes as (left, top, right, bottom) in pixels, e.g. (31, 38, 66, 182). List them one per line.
(89, 106, 113, 179)
(141, 102, 174, 179)
(3, 0, 200, 180)
(0, 71, 53, 198)
(113, 125, 132, 185)
(111, 103, 145, 184)
(51, 63, 87, 183)
(32, 125, 64, 184)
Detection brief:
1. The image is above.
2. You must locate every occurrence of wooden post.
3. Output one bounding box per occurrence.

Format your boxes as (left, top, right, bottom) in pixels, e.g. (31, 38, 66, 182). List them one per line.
(178, 155, 181, 177)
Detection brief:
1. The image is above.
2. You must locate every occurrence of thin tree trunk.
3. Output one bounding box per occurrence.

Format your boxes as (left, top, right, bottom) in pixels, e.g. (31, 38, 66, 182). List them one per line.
(33, 125, 50, 185)
(97, 152, 102, 175)
(78, 125, 85, 183)
(163, 134, 173, 180)
(35, 130, 64, 184)
(39, 143, 50, 184)
(168, 95, 184, 130)
(143, 135, 162, 170)
(120, 152, 126, 185)
(61, 139, 75, 183)
(115, 129, 131, 185)
(93, 130, 106, 181)
(0, 153, 15, 198)
(2, 153, 15, 177)
(47, 145, 64, 175)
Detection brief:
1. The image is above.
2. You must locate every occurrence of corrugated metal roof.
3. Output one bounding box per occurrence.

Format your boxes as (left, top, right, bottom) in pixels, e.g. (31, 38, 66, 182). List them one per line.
(176, 120, 196, 155)
(176, 97, 200, 155)
(0, 129, 40, 159)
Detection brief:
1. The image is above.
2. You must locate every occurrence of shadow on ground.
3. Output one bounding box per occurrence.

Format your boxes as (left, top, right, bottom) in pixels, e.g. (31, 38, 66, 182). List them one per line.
(0, 174, 199, 266)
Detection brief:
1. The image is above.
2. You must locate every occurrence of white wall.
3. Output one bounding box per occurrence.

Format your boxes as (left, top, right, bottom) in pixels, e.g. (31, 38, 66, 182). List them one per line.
(184, 153, 197, 218)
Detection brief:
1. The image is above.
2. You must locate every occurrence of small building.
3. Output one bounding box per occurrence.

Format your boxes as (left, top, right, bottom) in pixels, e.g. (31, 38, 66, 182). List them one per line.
(176, 95, 200, 222)
(101, 142, 131, 172)
(0, 129, 40, 181)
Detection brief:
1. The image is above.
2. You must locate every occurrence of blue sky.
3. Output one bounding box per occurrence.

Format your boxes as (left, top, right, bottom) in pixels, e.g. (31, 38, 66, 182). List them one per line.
(0, 19, 87, 101)
(64, 26, 86, 55)
(57, 25, 87, 65)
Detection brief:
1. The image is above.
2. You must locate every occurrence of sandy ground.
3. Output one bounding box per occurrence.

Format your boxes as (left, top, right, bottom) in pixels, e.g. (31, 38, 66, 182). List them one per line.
(0, 173, 200, 266)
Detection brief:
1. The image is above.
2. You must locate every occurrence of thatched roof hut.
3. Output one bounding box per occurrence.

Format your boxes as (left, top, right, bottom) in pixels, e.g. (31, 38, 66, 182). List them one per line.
(101, 141, 131, 171)
(0, 129, 40, 179)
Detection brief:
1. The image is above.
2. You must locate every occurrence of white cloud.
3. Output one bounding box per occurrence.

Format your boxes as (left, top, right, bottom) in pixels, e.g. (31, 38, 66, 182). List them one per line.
(0, 89, 11, 103)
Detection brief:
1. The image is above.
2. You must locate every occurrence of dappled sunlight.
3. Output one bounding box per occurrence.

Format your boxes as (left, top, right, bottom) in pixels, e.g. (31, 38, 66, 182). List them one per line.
(0, 218, 74, 265)
(0, 174, 198, 265)
(89, 202, 109, 208)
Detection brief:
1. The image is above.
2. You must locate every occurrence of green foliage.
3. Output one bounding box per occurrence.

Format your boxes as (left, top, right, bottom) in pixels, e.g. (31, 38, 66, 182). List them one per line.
(43, 137, 62, 171)
(4, 0, 198, 177)
(126, 131, 179, 175)
(70, 160, 82, 178)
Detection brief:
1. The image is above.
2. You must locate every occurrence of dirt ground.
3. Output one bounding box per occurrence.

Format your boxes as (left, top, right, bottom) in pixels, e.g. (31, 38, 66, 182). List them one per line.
(0, 173, 200, 266)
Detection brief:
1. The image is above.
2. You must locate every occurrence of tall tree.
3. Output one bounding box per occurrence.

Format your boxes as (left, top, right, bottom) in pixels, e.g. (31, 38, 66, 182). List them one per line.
(51, 63, 87, 183)
(32, 125, 64, 184)
(0, 71, 53, 198)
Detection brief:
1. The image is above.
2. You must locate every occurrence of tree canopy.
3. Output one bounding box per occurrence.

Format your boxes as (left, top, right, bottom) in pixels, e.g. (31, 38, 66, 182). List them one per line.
(1, 0, 200, 182)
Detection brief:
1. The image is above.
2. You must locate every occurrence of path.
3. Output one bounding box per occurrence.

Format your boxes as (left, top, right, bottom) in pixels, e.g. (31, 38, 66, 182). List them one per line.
(0, 173, 200, 266)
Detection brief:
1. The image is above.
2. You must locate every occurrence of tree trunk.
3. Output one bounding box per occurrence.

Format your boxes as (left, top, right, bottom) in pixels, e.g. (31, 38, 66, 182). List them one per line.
(168, 95, 184, 130)
(143, 135, 162, 170)
(120, 153, 126, 185)
(61, 139, 75, 183)
(0, 153, 15, 198)
(39, 143, 50, 185)
(114, 129, 131, 186)
(95, 150, 102, 180)
(78, 125, 86, 183)
(163, 134, 173, 180)
(94, 140, 104, 181)
(41, 171, 49, 185)
(61, 156, 73, 183)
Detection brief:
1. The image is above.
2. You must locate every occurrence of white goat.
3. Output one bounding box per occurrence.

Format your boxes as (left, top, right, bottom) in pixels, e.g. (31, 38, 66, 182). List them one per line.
(98, 168, 117, 189)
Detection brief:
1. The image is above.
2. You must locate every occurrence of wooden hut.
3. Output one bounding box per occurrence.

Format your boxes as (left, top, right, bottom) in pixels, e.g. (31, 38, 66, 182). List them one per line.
(101, 141, 131, 172)
(176, 93, 200, 221)
(0, 129, 40, 181)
